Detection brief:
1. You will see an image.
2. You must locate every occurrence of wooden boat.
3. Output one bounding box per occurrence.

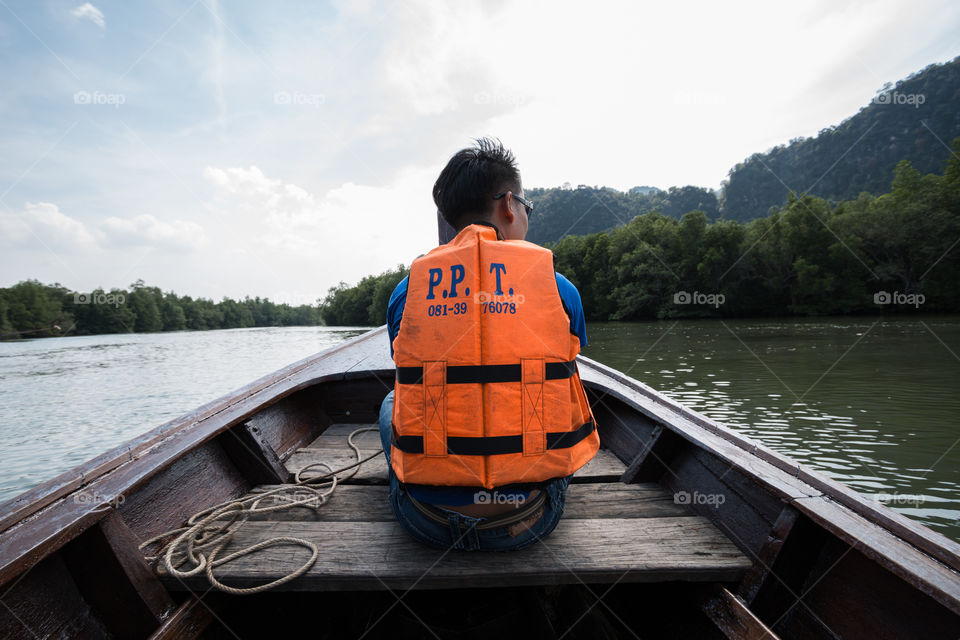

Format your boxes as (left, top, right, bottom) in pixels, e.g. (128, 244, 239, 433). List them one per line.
(0, 326, 958, 639)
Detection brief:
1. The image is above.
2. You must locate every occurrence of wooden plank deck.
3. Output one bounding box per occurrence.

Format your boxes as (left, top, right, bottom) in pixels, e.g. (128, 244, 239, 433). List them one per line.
(245, 483, 695, 522)
(162, 424, 751, 592)
(162, 517, 751, 592)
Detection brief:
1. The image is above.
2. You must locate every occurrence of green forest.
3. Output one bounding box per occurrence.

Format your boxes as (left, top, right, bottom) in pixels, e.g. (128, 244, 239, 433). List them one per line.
(0, 280, 322, 339)
(318, 266, 409, 327)
(320, 140, 960, 324)
(521, 56, 960, 245)
(523, 185, 719, 246)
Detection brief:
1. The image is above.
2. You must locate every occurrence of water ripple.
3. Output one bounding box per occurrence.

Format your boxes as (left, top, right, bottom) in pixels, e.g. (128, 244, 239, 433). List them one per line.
(0, 327, 366, 505)
(584, 316, 960, 542)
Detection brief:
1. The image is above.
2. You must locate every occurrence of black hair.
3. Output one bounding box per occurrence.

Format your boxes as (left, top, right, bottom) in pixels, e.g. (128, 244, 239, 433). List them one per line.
(432, 137, 521, 230)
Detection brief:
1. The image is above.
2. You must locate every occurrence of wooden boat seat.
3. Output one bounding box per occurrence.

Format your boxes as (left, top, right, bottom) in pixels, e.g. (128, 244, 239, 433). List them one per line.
(161, 424, 751, 592)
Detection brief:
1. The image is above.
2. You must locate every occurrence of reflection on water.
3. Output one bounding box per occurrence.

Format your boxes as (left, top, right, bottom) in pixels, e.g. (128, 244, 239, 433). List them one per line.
(0, 326, 367, 505)
(582, 316, 960, 542)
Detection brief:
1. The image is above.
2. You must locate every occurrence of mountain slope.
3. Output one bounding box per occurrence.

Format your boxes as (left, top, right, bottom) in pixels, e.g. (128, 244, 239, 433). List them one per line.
(721, 56, 960, 222)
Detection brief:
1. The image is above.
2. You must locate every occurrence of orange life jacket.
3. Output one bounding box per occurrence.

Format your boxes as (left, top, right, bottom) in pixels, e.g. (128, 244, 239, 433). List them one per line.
(390, 223, 599, 489)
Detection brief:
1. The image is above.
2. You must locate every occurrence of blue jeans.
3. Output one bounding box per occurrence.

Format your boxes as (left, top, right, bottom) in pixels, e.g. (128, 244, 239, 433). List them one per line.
(378, 390, 572, 551)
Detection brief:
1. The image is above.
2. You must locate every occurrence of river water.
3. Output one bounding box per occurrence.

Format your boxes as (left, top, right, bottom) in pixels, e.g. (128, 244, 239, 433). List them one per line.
(1, 318, 957, 541)
(0, 327, 367, 505)
(581, 316, 960, 542)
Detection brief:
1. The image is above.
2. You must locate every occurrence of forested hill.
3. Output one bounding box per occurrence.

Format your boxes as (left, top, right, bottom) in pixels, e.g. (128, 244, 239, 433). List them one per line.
(525, 56, 960, 245)
(721, 55, 960, 222)
(524, 185, 718, 245)
(320, 141, 960, 325)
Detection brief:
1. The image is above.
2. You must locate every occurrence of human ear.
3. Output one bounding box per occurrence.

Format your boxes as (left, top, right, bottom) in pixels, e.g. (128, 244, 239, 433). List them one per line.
(502, 192, 516, 224)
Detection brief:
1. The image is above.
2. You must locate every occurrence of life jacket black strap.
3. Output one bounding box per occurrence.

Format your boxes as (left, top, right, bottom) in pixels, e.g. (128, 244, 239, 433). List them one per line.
(395, 360, 577, 385)
(392, 419, 595, 456)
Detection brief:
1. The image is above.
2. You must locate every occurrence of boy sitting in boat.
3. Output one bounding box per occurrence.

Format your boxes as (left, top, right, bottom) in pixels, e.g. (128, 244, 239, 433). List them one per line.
(378, 138, 599, 550)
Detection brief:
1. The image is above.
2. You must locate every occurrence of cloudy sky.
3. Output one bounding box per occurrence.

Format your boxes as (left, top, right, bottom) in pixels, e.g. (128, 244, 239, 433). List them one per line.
(1, 0, 958, 304)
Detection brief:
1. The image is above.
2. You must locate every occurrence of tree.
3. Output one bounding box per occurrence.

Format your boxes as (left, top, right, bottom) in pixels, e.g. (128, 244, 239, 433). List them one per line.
(128, 281, 163, 333)
(2, 281, 68, 336)
(369, 266, 409, 325)
(220, 298, 255, 329)
(160, 296, 187, 331)
(0, 293, 11, 334)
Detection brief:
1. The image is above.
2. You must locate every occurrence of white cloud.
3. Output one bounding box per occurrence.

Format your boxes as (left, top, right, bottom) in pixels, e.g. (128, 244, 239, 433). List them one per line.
(0, 203, 204, 256)
(100, 214, 206, 251)
(373, 0, 960, 190)
(0, 202, 98, 249)
(202, 164, 437, 294)
(70, 3, 105, 29)
(203, 165, 326, 250)
(0, 211, 30, 245)
(381, 3, 491, 115)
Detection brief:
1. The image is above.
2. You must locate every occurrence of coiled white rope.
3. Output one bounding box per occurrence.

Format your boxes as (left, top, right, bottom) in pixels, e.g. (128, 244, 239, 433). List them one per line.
(138, 427, 382, 595)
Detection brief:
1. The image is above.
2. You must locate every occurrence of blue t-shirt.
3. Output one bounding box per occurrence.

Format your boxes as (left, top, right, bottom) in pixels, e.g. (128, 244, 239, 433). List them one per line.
(386, 271, 588, 505)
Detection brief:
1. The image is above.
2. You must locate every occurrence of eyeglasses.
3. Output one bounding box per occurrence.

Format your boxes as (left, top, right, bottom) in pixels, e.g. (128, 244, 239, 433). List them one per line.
(493, 192, 534, 218)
